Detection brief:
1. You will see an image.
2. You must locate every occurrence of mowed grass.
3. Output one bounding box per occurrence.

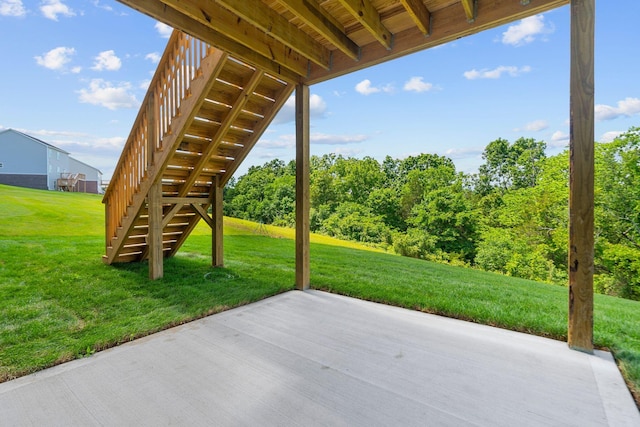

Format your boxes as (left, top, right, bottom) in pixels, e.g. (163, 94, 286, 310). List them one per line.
(0, 184, 639, 403)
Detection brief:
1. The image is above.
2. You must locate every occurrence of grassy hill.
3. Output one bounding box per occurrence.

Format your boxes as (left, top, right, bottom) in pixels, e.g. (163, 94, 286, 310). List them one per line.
(0, 184, 638, 403)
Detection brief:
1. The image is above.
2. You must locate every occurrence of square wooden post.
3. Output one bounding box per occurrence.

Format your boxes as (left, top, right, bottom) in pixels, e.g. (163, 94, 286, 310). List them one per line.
(148, 179, 164, 280)
(568, 0, 595, 353)
(295, 83, 310, 290)
(213, 175, 224, 267)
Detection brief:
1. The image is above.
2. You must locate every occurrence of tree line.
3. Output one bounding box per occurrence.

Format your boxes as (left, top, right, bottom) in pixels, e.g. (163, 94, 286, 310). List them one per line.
(224, 127, 640, 301)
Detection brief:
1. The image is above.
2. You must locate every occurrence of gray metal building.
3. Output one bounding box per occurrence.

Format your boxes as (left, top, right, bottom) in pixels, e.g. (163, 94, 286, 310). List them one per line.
(0, 129, 103, 193)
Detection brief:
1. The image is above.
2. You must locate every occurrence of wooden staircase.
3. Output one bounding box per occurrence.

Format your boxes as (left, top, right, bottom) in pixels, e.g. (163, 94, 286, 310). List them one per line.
(102, 30, 294, 270)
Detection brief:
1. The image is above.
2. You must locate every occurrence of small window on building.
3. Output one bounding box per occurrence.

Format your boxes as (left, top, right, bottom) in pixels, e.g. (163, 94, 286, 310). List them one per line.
(56, 152, 60, 160)
(0, 162, 3, 168)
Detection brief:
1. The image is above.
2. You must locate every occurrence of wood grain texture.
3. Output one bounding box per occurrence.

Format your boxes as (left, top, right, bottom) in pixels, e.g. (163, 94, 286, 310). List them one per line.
(400, 0, 432, 35)
(295, 84, 310, 290)
(213, 176, 224, 267)
(568, 0, 595, 353)
(216, 0, 331, 69)
(148, 180, 164, 280)
(337, 0, 393, 49)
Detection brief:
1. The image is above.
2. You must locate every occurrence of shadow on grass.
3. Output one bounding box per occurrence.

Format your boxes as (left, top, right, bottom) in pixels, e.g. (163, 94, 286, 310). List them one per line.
(108, 253, 294, 322)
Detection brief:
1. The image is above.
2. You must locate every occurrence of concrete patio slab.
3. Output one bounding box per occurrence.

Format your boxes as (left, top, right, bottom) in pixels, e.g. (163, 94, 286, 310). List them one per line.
(1, 290, 638, 426)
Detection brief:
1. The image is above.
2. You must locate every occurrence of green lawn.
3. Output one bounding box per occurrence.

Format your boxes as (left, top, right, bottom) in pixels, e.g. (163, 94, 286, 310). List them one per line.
(0, 184, 638, 404)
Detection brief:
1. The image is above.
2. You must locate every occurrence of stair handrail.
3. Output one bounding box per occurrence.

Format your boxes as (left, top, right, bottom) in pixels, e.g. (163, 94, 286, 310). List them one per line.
(102, 30, 210, 245)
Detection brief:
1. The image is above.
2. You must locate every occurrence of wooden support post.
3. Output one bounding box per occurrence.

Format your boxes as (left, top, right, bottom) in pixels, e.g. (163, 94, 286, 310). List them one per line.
(213, 175, 224, 267)
(148, 179, 164, 280)
(568, 0, 594, 353)
(295, 83, 310, 290)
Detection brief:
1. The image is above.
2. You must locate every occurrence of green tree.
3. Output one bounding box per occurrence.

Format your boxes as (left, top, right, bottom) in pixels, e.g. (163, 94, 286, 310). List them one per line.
(594, 128, 640, 299)
(322, 202, 391, 245)
(333, 156, 384, 205)
(475, 152, 568, 283)
(475, 137, 546, 195)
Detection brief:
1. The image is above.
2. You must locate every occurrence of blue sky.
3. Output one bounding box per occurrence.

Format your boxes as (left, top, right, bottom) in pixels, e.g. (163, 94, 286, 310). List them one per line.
(1, 1, 638, 180)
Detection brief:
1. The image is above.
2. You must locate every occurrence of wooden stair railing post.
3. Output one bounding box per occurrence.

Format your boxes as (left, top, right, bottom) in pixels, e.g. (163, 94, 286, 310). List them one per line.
(568, 0, 595, 353)
(295, 83, 310, 290)
(213, 175, 224, 267)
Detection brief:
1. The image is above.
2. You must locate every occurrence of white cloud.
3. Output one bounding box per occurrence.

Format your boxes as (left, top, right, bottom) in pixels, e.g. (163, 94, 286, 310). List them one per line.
(354, 79, 394, 95)
(551, 131, 569, 142)
(355, 79, 380, 95)
(259, 135, 295, 149)
(34, 46, 76, 71)
(516, 120, 548, 132)
(600, 131, 623, 143)
(441, 146, 484, 160)
(334, 147, 363, 157)
(403, 77, 433, 93)
(259, 132, 367, 149)
(0, 0, 25, 16)
(501, 15, 553, 46)
(273, 93, 327, 124)
(15, 128, 125, 151)
(155, 21, 173, 38)
(77, 79, 139, 110)
(548, 131, 569, 148)
(92, 0, 112, 12)
(91, 50, 122, 71)
(40, 0, 75, 21)
(92, 136, 126, 149)
(595, 97, 640, 121)
(309, 93, 327, 114)
(145, 52, 161, 64)
(311, 133, 367, 145)
(464, 65, 531, 80)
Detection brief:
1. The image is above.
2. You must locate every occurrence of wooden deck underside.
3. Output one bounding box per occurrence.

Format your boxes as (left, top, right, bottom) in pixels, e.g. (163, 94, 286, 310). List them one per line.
(1, 291, 637, 425)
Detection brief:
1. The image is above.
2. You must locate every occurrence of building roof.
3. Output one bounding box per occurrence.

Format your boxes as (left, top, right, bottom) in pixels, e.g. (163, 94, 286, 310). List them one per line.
(0, 128, 102, 174)
(0, 128, 70, 155)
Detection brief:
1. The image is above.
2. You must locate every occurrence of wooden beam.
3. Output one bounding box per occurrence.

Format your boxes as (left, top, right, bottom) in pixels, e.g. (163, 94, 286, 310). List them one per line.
(295, 83, 310, 290)
(213, 176, 224, 267)
(336, 0, 393, 49)
(568, 0, 594, 353)
(116, 0, 301, 83)
(148, 180, 164, 280)
(400, 0, 431, 36)
(214, 0, 331, 69)
(279, 0, 360, 60)
(162, 197, 210, 205)
(191, 203, 215, 229)
(306, 0, 568, 84)
(461, 0, 476, 22)
(157, 0, 308, 77)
